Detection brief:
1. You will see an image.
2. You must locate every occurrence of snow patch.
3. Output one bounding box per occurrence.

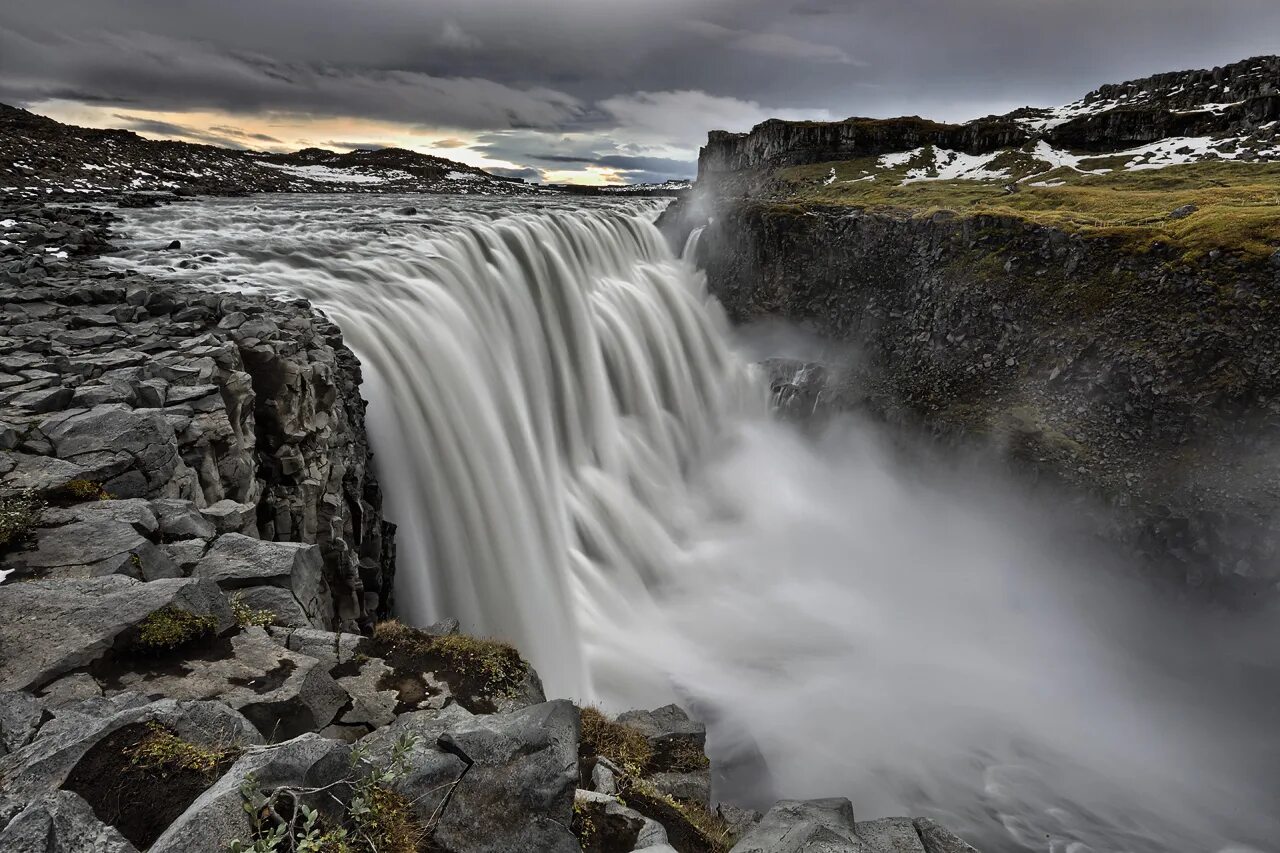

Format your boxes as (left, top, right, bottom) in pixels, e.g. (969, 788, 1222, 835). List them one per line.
(260, 163, 388, 184)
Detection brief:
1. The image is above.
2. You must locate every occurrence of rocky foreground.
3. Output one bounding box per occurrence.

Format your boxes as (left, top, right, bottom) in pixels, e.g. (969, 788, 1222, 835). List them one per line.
(0, 206, 980, 852)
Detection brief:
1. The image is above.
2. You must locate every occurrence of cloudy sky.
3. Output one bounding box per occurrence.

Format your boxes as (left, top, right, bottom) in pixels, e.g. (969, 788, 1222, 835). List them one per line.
(2, 1, 1278, 184)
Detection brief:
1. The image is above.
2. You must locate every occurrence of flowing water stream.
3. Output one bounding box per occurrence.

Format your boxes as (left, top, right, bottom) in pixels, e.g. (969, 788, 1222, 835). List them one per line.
(106, 195, 1279, 853)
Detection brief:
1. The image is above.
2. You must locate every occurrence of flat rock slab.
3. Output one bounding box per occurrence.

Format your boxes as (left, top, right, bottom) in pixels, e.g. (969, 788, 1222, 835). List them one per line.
(730, 798, 871, 853)
(104, 627, 347, 741)
(0, 576, 233, 692)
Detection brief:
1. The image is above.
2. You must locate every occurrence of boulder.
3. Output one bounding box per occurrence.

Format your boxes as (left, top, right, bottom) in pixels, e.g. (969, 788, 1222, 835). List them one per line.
(355, 705, 472, 824)
(0, 577, 233, 692)
(3, 519, 176, 581)
(616, 703, 707, 772)
(41, 405, 184, 497)
(40, 499, 158, 536)
(730, 799, 869, 853)
(199, 499, 258, 536)
(193, 534, 330, 628)
(0, 690, 43, 756)
(149, 734, 353, 853)
(433, 699, 581, 853)
(0, 790, 139, 853)
(574, 789, 671, 852)
(150, 499, 216, 541)
(0, 695, 261, 804)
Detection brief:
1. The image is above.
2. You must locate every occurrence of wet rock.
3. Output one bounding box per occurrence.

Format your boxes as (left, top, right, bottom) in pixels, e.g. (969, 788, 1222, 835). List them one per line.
(856, 818, 927, 853)
(616, 703, 706, 772)
(911, 819, 980, 853)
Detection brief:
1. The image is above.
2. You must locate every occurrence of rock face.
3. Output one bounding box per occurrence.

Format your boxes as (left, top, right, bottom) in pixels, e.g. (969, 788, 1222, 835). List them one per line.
(0, 204, 395, 629)
(673, 200, 1280, 597)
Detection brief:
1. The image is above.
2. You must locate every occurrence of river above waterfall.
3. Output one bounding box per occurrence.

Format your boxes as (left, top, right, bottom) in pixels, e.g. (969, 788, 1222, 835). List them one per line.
(102, 194, 1279, 853)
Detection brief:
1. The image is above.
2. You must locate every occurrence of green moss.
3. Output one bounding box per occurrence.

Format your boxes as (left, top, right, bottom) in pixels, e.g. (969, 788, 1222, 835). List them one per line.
(127, 722, 236, 781)
(135, 607, 217, 652)
(62, 479, 112, 501)
(772, 160, 1280, 262)
(373, 619, 529, 705)
(0, 491, 42, 551)
(579, 706, 655, 776)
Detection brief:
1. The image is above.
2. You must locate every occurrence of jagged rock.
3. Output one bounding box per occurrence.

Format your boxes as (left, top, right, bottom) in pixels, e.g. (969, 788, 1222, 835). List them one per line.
(433, 699, 581, 853)
(162, 539, 208, 572)
(41, 498, 159, 536)
(730, 799, 867, 853)
(856, 818, 926, 853)
(104, 627, 348, 741)
(150, 498, 216, 540)
(0, 690, 43, 756)
(911, 819, 979, 853)
(356, 705, 472, 823)
(0, 452, 89, 493)
(149, 734, 353, 853)
(0, 790, 139, 853)
(0, 576, 233, 691)
(0, 695, 261, 803)
(232, 585, 313, 627)
(193, 534, 330, 628)
(199, 499, 257, 536)
(616, 703, 707, 772)
(268, 626, 364, 669)
(2, 518, 177, 581)
(575, 789, 671, 851)
(646, 771, 711, 806)
(40, 404, 188, 498)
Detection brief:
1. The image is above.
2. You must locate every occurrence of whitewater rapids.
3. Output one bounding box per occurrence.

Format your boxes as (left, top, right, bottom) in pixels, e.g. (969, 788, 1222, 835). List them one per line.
(108, 195, 1279, 853)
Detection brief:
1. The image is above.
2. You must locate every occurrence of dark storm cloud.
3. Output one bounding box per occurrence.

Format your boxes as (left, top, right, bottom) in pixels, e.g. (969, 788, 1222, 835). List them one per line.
(3, 0, 1279, 181)
(111, 113, 249, 148)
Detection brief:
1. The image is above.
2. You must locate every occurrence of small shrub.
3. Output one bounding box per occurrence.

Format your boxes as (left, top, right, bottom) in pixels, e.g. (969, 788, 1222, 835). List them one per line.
(127, 722, 236, 781)
(63, 479, 111, 501)
(579, 706, 654, 777)
(135, 607, 218, 652)
(232, 593, 277, 629)
(0, 491, 42, 551)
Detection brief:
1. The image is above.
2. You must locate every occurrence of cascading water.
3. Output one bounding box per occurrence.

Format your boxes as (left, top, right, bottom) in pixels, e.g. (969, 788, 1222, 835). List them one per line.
(109, 195, 1279, 853)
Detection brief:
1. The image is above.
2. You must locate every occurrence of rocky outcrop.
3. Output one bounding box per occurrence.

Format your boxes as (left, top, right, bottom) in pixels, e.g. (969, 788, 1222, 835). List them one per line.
(696, 55, 1280, 189)
(0, 204, 394, 629)
(668, 200, 1280, 596)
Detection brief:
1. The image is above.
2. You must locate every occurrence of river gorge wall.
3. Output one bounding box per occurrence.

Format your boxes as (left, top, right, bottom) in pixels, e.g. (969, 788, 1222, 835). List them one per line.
(665, 199, 1280, 596)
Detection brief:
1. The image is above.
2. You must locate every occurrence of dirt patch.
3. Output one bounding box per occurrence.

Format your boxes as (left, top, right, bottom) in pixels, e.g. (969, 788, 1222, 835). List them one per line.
(368, 621, 528, 714)
(63, 722, 238, 849)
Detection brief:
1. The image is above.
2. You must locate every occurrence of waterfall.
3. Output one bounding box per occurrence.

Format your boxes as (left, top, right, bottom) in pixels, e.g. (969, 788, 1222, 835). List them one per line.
(106, 196, 763, 698)
(107, 195, 1280, 852)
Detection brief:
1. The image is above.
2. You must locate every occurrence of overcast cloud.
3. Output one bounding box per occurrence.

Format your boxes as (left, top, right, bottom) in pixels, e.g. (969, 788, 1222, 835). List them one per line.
(2, 0, 1277, 183)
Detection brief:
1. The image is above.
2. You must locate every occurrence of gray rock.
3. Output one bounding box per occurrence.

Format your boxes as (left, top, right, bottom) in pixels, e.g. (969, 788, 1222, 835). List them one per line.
(5, 519, 176, 581)
(433, 699, 581, 853)
(162, 538, 208, 572)
(37, 673, 103, 709)
(0, 576, 233, 692)
(576, 789, 671, 850)
(0, 453, 89, 493)
(616, 703, 707, 770)
(150, 498, 216, 540)
(193, 534, 330, 628)
(149, 734, 352, 853)
(198, 499, 258, 536)
(268, 627, 364, 670)
(1168, 203, 1198, 219)
(356, 706, 472, 824)
(104, 627, 347, 741)
(911, 818, 980, 853)
(647, 770, 711, 806)
(0, 690, 44, 756)
(41, 405, 184, 496)
(10, 386, 74, 413)
(40, 499, 158, 536)
(231, 585, 311, 627)
(730, 799, 870, 853)
(0, 696, 261, 803)
(0, 790, 139, 853)
(856, 818, 927, 853)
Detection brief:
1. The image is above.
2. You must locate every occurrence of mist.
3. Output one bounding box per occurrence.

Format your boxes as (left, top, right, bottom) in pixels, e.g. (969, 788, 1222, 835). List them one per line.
(592, 334, 1280, 852)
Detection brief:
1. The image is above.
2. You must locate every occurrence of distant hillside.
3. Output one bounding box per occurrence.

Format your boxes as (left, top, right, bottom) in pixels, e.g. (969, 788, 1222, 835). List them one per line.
(0, 103, 545, 200)
(700, 55, 1280, 186)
